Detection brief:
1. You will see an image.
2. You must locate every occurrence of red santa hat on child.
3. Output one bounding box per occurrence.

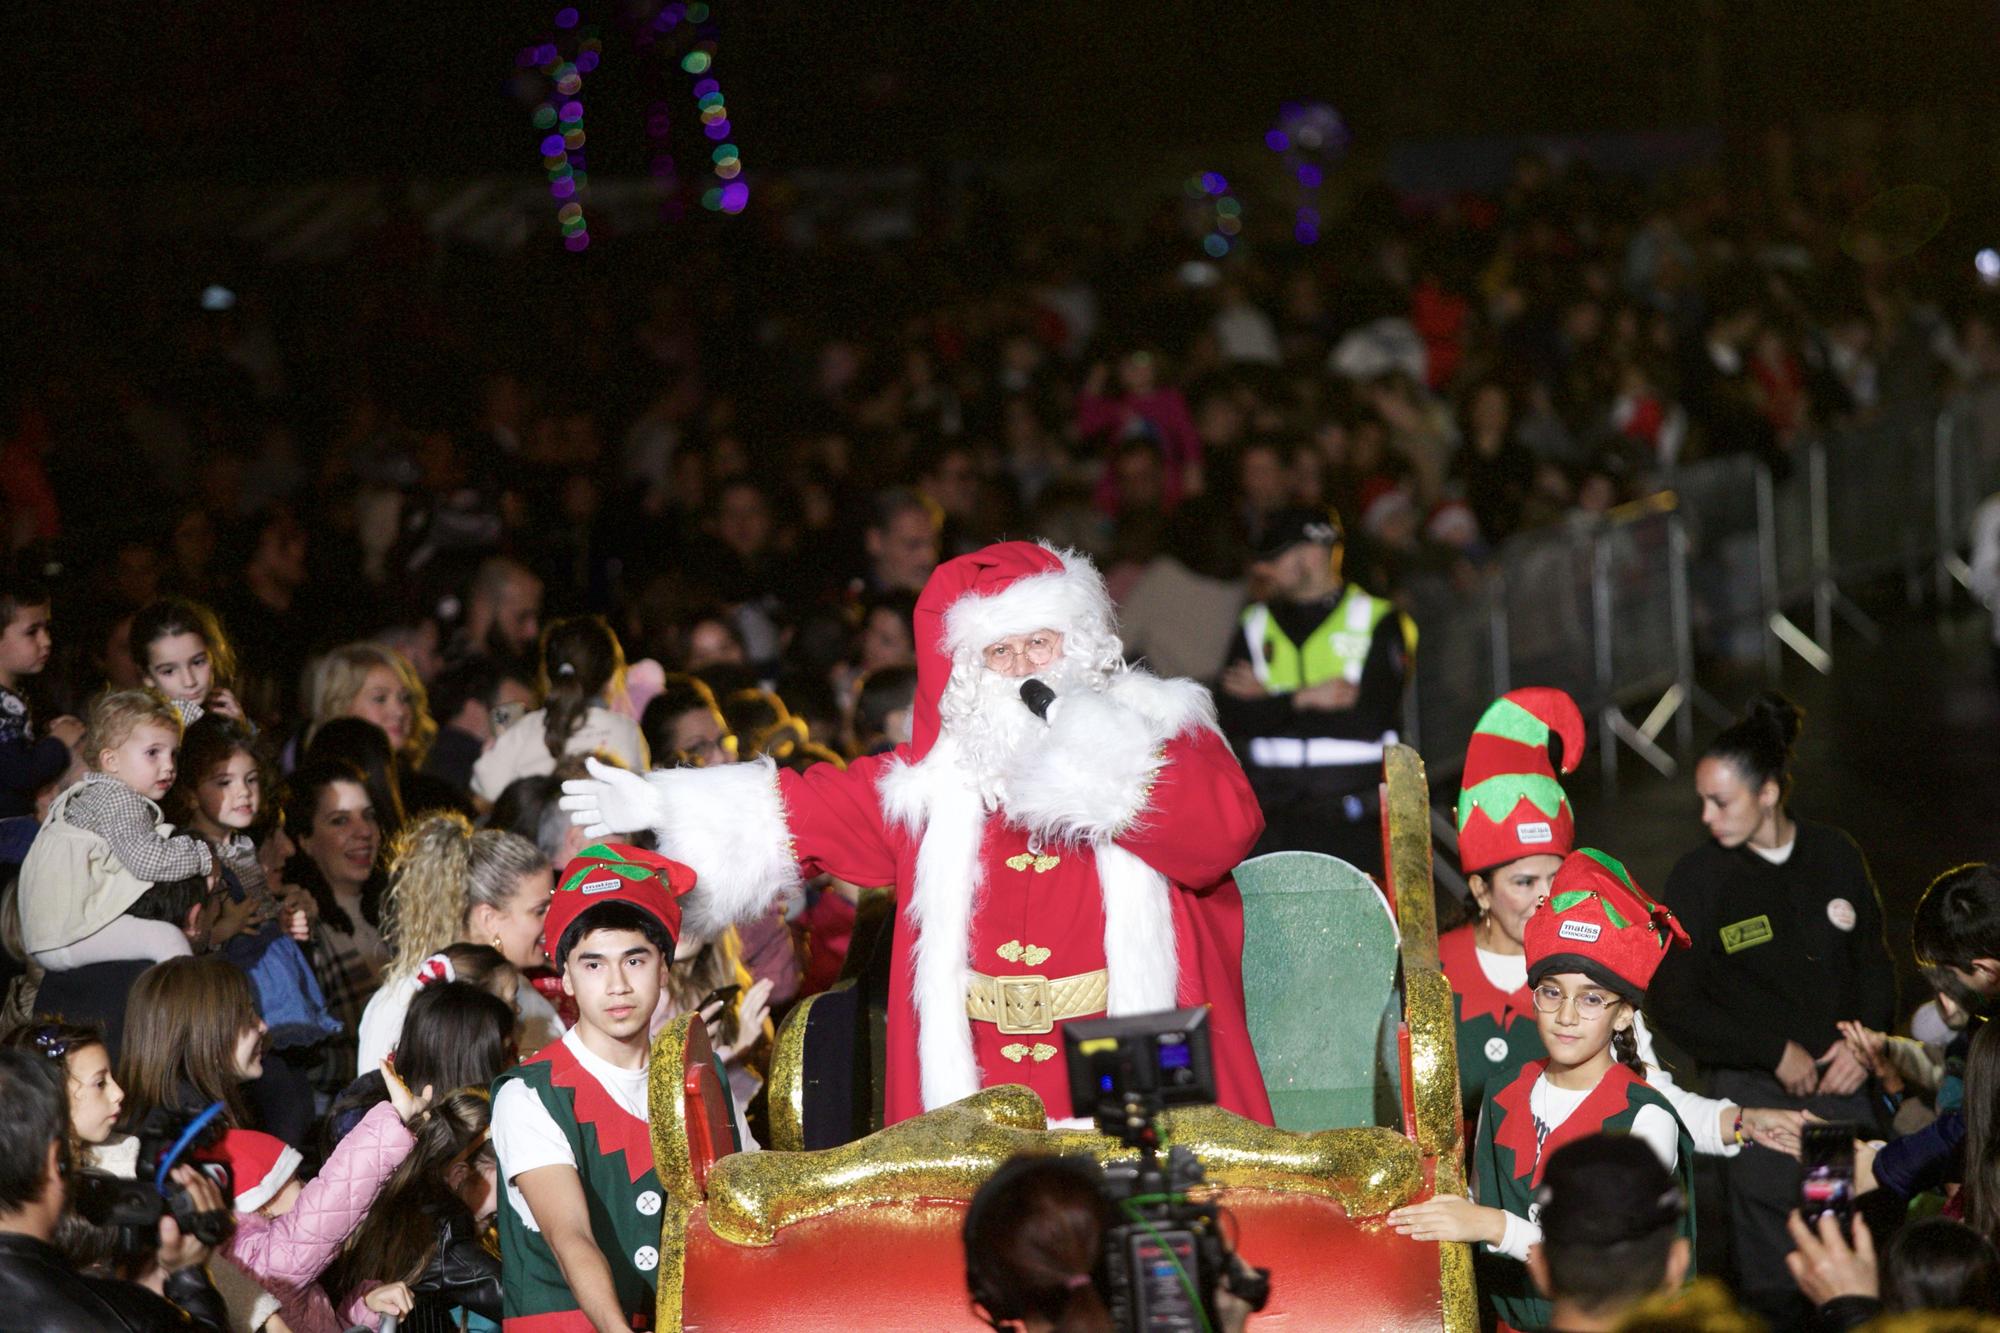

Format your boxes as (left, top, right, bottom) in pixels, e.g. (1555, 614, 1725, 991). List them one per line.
(1524, 849, 1690, 1003)
(202, 1128, 303, 1213)
(907, 541, 1117, 761)
(1457, 688, 1585, 875)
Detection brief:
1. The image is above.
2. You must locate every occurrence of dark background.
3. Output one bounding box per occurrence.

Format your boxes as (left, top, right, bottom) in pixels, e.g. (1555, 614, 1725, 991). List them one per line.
(25, 2, 2000, 182)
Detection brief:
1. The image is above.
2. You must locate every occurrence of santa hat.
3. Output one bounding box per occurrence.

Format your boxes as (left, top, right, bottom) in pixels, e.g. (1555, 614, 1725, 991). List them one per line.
(1524, 849, 1690, 1003)
(546, 842, 696, 964)
(908, 541, 1116, 761)
(1457, 688, 1585, 875)
(203, 1128, 302, 1213)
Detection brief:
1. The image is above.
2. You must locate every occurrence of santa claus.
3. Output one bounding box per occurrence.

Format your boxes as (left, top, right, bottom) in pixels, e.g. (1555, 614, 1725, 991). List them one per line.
(561, 541, 1273, 1125)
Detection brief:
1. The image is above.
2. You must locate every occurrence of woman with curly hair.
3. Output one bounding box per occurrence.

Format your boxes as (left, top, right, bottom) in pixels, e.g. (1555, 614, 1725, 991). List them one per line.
(355, 810, 556, 1073)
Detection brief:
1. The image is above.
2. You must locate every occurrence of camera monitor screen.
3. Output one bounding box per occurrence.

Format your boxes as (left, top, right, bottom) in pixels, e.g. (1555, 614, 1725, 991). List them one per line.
(1063, 1007, 1216, 1123)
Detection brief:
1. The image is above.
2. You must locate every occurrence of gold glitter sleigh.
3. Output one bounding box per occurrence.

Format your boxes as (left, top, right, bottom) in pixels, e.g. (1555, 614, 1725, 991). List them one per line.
(644, 745, 1476, 1331)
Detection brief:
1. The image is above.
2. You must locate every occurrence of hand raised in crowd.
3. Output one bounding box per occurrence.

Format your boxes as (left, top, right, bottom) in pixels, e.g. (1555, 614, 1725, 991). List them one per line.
(381, 1053, 436, 1125)
(362, 1281, 415, 1319)
(1385, 1192, 1507, 1245)
(1775, 1039, 1820, 1096)
(1220, 661, 1267, 700)
(1737, 1106, 1808, 1155)
(44, 714, 84, 749)
(1784, 1210, 1877, 1306)
(1815, 1040, 1870, 1097)
(709, 976, 776, 1064)
(1835, 1020, 1904, 1094)
(559, 757, 660, 841)
(204, 688, 246, 721)
(277, 885, 316, 941)
(208, 889, 269, 947)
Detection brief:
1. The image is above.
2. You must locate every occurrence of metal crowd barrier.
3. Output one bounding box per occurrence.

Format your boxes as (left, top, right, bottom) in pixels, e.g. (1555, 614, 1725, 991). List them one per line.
(1405, 384, 2000, 816)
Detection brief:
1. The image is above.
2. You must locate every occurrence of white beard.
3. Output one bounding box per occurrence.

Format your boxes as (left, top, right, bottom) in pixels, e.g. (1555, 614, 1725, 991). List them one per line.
(944, 657, 1094, 810)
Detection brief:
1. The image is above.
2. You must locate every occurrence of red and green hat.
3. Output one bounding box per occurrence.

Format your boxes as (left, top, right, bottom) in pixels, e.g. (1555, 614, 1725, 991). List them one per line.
(1457, 688, 1585, 874)
(546, 842, 697, 965)
(1524, 849, 1690, 1003)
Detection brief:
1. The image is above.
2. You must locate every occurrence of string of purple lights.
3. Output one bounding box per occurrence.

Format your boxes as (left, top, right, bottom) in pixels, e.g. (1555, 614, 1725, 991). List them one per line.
(521, 6, 601, 251)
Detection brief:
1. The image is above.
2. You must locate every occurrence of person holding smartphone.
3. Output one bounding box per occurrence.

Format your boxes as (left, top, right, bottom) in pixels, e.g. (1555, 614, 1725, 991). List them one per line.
(1649, 694, 1898, 1328)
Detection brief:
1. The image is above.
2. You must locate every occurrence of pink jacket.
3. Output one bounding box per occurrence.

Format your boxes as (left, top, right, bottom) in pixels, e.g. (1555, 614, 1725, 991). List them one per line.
(224, 1100, 414, 1333)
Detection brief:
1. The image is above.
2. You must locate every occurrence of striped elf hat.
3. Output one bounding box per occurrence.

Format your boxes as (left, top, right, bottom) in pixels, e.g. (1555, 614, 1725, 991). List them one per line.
(1457, 688, 1585, 875)
(1524, 848, 1690, 1003)
(544, 842, 697, 966)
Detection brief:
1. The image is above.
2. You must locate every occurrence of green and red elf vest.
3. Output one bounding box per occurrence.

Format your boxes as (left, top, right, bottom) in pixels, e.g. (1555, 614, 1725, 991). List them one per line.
(1436, 924, 1544, 1121)
(1472, 1059, 1696, 1333)
(496, 1037, 665, 1331)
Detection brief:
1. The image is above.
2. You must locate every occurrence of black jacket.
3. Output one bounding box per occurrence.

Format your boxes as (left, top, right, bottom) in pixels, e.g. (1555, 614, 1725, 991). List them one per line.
(1650, 821, 1898, 1072)
(0, 1232, 223, 1332)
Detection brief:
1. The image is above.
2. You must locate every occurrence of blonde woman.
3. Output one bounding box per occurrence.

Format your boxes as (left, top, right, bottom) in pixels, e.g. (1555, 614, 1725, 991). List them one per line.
(355, 810, 557, 1072)
(308, 642, 438, 774)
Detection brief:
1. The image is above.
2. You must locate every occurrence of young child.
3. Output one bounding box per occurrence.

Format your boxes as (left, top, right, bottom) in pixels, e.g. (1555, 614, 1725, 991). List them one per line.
(326, 1089, 504, 1332)
(0, 569, 81, 819)
(1389, 848, 1697, 1333)
(206, 1061, 434, 1333)
(132, 596, 247, 726)
(492, 843, 692, 1329)
(471, 616, 647, 803)
(18, 689, 214, 971)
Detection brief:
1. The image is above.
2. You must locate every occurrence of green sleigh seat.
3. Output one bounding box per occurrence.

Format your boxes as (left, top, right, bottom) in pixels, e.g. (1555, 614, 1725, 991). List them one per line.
(1234, 849, 1404, 1131)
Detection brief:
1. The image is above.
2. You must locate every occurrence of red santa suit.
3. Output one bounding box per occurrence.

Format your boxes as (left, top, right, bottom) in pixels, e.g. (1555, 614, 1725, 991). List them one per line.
(572, 542, 1272, 1125)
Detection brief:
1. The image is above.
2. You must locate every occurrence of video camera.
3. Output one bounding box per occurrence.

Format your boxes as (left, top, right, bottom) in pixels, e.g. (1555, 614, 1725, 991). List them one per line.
(69, 1102, 235, 1262)
(1064, 1008, 1270, 1333)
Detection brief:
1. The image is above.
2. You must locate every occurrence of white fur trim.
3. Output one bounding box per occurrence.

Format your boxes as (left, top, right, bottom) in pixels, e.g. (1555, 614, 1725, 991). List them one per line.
(942, 546, 1114, 660)
(1097, 843, 1179, 1013)
(233, 1143, 302, 1213)
(1001, 691, 1164, 846)
(902, 773, 989, 1110)
(1001, 672, 1219, 846)
(641, 758, 803, 941)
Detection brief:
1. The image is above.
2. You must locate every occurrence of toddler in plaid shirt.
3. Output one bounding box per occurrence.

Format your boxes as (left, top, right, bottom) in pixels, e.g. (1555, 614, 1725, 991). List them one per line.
(20, 690, 214, 970)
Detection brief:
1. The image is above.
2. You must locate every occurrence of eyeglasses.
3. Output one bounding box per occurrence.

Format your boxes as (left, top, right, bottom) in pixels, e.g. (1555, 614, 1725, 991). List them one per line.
(1530, 984, 1619, 1018)
(983, 633, 1061, 671)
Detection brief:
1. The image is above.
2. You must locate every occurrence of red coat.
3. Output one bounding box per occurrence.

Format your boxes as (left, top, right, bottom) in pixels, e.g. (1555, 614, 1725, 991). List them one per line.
(776, 723, 1272, 1127)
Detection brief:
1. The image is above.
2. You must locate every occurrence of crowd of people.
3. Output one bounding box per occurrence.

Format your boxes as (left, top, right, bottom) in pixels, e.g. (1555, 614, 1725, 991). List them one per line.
(0, 141, 1997, 1331)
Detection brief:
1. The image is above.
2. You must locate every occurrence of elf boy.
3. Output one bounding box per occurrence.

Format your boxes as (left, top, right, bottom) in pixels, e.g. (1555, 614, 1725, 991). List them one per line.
(492, 843, 693, 1331)
(1391, 848, 1697, 1333)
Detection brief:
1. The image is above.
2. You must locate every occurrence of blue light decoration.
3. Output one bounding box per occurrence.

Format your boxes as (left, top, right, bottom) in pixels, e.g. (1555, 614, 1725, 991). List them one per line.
(629, 3, 748, 218)
(1185, 171, 1240, 258)
(518, 2, 750, 249)
(1265, 100, 1348, 245)
(520, 5, 602, 251)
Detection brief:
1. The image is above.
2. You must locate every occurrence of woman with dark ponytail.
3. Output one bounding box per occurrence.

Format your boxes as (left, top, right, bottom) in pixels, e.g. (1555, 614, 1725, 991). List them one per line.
(964, 1155, 1116, 1333)
(470, 615, 647, 803)
(1648, 691, 1898, 1328)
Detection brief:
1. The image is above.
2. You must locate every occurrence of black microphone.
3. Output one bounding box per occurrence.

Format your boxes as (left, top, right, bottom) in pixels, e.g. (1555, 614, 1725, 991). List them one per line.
(1019, 679, 1056, 721)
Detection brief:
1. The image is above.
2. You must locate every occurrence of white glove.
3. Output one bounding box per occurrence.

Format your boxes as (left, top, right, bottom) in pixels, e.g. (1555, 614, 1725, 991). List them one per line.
(558, 757, 663, 841)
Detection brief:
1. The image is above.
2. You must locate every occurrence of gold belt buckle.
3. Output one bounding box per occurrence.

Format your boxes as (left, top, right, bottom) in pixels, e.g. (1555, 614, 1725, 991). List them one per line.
(995, 974, 1053, 1035)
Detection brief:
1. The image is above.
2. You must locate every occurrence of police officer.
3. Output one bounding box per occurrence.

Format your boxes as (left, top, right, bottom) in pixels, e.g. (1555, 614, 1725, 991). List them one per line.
(1217, 506, 1413, 870)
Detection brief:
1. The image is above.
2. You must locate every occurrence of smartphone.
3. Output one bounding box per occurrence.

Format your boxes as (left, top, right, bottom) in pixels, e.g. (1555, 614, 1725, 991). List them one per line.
(1800, 1121, 1858, 1232)
(697, 984, 742, 1012)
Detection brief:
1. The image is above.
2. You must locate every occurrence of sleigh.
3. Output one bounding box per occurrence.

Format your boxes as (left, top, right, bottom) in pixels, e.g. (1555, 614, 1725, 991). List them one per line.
(644, 745, 1476, 1331)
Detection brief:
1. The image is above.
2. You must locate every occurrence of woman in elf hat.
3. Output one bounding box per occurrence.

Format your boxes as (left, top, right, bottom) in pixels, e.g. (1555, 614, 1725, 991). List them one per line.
(1443, 689, 1805, 1158)
(1391, 848, 1698, 1333)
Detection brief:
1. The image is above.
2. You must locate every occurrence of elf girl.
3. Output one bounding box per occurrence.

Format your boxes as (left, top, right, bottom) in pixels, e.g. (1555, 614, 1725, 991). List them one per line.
(1390, 848, 1698, 1333)
(1441, 688, 1803, 1158)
